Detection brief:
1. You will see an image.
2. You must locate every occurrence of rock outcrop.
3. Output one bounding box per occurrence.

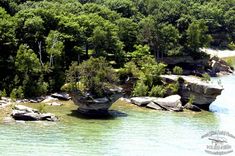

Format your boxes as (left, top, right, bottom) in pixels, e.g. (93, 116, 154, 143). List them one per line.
(208, 56, 234, 76)
(11, 105, 58, 121)
(131, 95, 183, 112)
(131, 97, 157, 106)
(51, 93, 71, 101)
(70, 89, 123, 115)
(160, 75, 223, 109)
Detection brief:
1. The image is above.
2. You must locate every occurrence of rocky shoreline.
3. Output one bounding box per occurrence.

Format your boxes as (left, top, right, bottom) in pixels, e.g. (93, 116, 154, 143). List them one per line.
(0, 72, 229, 122)
(0, 93, 69, 123)
(121, 74, 224, 112)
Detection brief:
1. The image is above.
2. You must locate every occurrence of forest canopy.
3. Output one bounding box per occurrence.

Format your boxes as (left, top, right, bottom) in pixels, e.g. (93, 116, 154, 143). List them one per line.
(0, 0, 234, 97)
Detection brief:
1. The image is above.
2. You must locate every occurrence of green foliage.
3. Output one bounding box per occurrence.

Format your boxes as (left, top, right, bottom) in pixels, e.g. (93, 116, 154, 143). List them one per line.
(201, 73, 211, 82)
(10, 87, 24, 99)
(166, 83, 179, 94)
(0, 0, 234, 98)
(132, 81, 149, 97)
(66, 57, 118, 97)
(228, 42, 235, 50)
(0, 89, 7, 98)
(10, 89, 17, 100)
(188, 94, 195, 105)
(149, 85, 166, 97)
(15, 44, 41, 74)
(129, 44, 150, 59)
(186, 20, 212, 53)
(173, 66, 183, 75)
(225, 58, 234, 68)
(121, 52, 167, 97)
(38, 103, 46, 113)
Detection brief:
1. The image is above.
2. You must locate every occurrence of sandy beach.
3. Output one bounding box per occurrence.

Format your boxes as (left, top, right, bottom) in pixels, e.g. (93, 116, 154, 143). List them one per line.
(201, 48, 235, 58)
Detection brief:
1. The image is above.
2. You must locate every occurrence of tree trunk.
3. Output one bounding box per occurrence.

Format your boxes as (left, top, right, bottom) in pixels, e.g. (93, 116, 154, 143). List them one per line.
(38, 41, 44, 66)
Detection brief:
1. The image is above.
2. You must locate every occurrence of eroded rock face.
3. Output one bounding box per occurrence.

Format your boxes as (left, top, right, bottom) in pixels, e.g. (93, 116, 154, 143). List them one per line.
(209, 56, 234, 76)
(70, 90, 123, 115)
(11, 105, 58, 121)
(160, 75, 223, 109)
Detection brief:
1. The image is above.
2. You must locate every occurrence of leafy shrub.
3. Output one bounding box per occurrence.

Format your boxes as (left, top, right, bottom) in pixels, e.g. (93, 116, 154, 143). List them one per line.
(188, 94, 195, 105)
(10, 87, 24, 99)
(65, 57, 118, 97)
(10, 89, 17, 99)
(228, 42, 235, 50)
(132, 81, 149, 96)
(225, 58, 234, 68)
(201, 73, 211, 82)
(118, 61, 140, 79)
(166, 83, 179, 94)
(149, 85, 166, 97)
(173, 66, 183, 75)
(0, 89, 7, 98)
(38, 104, 46, 113)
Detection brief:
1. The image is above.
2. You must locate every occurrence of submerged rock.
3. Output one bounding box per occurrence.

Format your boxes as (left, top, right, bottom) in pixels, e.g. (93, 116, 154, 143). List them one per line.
(161, 75, 223, 109)
(3, 117, 15, 124)
(11, 105, 58, 122)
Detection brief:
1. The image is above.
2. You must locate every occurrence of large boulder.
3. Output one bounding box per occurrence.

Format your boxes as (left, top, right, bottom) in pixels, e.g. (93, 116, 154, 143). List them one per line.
(11, 105, 58, 121)
(160, 75, 223, 109)
(131, 97, 157, 106)
(152, 95, 182, 108)
(132, 95, 183, 112)
(146, 102, 164, 110)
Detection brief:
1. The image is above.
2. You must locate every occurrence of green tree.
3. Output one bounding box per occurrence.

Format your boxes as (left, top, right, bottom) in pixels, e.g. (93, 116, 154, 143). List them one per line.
(186, 20, 212, 54)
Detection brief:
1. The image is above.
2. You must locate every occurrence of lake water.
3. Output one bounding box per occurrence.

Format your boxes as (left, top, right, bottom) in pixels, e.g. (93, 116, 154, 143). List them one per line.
(0, 71, 235, 156)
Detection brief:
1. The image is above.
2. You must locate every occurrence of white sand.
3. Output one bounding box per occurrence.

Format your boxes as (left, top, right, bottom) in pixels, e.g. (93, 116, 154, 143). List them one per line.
(201, 48, 235, 58)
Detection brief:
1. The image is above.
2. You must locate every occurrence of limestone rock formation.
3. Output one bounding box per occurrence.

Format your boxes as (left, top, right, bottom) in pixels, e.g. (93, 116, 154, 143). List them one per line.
(160, 75, 223, 109)
(11, 105, 58, 121)
(131, 95, 183, 112)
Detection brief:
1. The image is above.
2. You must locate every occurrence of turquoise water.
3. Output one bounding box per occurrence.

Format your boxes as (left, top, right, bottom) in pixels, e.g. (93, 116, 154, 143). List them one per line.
(0, 75, 235, 156)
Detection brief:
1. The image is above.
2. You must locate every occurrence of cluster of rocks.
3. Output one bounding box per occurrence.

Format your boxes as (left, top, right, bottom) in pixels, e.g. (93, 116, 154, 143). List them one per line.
(15, 93, 70, 106)
(130, 95, 201, 112)
(0, 97, 12, 108)
(128, 75, 223, 112)
(11, 105, 58, 122)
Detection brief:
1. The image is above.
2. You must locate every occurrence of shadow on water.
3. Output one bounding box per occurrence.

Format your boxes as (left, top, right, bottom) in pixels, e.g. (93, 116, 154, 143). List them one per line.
(68, 109, 128, 120)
